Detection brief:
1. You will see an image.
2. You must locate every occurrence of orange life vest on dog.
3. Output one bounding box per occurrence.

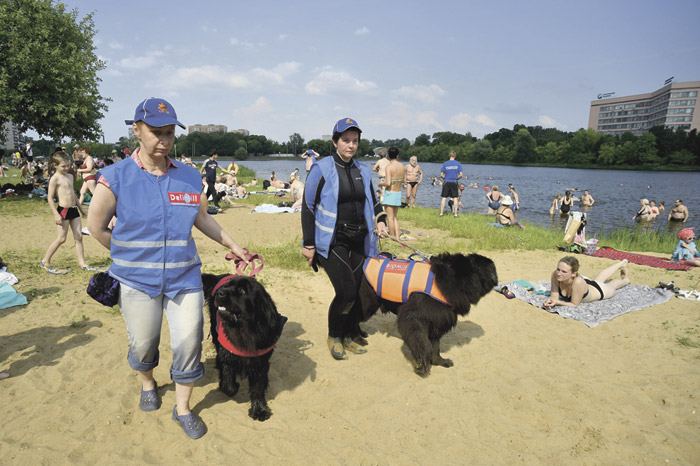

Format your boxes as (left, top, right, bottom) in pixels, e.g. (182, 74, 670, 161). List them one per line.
(363, 257, 448, 305)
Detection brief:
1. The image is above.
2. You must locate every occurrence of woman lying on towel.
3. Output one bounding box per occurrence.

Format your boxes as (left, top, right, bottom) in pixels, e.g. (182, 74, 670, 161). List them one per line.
(543, 256, 630, 309)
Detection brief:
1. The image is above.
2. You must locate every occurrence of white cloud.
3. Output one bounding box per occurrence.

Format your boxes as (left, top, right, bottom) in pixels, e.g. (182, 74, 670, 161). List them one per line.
(117, 51, 165, 69)
(159, 62, 299, 91)
(236, 96, 274, 116)
(370, 101, 443, 131)
(229, 37, 255, 49)
(354, 27, 370, 36)
(392, 84, 446, 104)
(449, 112, 497, 131)
(163, 65, 252, 89)
(201, 25, 217, 33)
(305, 70, 377, 95)
(278, 33, 288, 40)
(108, 41, 123, 50)
(538, 114, 567, 129)
(273, 61, 301, 76)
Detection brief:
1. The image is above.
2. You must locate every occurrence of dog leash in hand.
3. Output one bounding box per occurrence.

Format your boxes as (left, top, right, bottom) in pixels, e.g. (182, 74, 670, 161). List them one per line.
(225, 248, 264, 277)
(380, 233, 432, 260)
(373, 211, 432, 260)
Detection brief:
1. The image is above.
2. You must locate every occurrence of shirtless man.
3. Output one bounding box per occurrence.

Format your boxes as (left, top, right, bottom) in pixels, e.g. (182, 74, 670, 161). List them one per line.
(403, 156, 423, 207)
(668, 199, 689, 223)
(581, 190, 595, 207)
(373, 153, 390, 190)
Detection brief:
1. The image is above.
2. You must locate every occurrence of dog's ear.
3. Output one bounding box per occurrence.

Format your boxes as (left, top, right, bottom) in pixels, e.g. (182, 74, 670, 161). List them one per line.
(248, 279, 279, 328)
(202, 273, 222, 299)
(467, 254, 499, 296)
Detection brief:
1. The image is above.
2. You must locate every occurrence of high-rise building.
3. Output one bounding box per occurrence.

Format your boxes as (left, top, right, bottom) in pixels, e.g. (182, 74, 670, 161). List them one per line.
(588, 80, 699, 136)
(1, 121, 24, 151)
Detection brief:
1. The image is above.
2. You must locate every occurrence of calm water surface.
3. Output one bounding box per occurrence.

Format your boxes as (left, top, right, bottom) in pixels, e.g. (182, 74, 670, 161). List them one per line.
(229, 159, 700, 237)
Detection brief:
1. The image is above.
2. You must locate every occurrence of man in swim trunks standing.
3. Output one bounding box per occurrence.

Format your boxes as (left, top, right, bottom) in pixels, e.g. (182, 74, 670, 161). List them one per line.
(668, 199, 689, 223)
(439, 150, 463, 218)
(404, 156, 423, 207)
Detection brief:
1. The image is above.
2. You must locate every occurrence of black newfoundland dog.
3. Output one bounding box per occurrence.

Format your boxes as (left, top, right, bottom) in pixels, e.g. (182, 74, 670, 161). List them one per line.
(359, 252, 497, 377)
(202, 274, 287, 421)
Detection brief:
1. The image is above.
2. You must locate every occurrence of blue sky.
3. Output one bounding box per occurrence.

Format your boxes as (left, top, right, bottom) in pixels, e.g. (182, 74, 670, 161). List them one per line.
(55, 0, 700, 144)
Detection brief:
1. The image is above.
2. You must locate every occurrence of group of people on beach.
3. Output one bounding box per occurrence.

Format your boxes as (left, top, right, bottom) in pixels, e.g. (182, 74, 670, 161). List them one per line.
(13, 98, 694, 443)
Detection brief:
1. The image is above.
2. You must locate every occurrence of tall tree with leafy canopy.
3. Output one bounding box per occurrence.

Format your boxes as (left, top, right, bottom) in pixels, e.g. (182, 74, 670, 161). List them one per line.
(0, 0, 109, 141)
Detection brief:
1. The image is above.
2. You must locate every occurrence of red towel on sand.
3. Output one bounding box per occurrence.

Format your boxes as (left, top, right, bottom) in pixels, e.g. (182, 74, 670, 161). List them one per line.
(592, 246, 694, 271)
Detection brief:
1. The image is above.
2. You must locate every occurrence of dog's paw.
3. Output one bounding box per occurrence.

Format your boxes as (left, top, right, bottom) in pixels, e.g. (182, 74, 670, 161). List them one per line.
(432, 356, 454, 368)
(249, 401, 272, 422)
(414, 364, 431, 378)
(220, 380, 240, 397)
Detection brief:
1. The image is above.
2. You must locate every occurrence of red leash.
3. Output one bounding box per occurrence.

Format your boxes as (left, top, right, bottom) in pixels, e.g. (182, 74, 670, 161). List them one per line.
(225, 248, 264, 277)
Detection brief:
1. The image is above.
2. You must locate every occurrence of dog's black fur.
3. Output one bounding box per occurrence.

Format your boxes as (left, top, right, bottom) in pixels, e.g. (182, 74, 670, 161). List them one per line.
(202, 274, 285, 421)
(359, 253, 497, 377)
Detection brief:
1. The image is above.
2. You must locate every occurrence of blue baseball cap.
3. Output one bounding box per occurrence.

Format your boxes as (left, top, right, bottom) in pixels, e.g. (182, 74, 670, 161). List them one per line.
(125, 97, 186, 129)
(332, 117, 362, 135)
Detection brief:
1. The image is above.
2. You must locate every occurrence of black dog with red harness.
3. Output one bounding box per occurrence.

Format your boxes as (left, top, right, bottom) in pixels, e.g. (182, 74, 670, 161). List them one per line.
(202, 252, 286, 421)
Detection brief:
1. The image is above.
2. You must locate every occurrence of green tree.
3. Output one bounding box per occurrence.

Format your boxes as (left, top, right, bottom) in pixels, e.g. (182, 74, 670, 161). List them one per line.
(597, 142, 617, 165)
(668, 149, 697, 166)
(414, 133, 431, 146)
(471, 139, 493, 162)
(635, 132, 661, 166)
(0, 0, 109, 141)
(512, 128, 537, 163)
(288, 133, 304, 156)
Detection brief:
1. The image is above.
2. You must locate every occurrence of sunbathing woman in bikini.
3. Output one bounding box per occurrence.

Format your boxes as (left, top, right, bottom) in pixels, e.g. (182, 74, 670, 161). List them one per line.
(543, 256, 630, 309)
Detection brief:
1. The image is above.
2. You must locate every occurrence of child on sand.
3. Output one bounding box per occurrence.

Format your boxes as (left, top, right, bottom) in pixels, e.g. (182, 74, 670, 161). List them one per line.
(671, 228, 700, 266)
(40, 151, 99, 274)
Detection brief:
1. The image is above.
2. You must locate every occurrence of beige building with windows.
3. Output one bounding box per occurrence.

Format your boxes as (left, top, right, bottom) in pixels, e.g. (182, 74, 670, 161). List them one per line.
(588, 80, 699, 136)
(188, 124, 227, 134)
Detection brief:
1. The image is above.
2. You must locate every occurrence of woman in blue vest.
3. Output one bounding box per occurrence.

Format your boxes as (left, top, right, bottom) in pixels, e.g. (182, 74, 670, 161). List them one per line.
(87, 98, 249, 439)
(301, 118, 387, 360)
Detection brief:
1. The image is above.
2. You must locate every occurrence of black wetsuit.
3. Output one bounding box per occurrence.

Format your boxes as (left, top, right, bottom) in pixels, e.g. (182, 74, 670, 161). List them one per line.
(301, 153, 383, 338)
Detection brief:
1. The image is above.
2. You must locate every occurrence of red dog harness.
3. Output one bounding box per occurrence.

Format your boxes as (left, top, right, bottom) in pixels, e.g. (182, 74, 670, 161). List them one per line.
(211, 272, 278, 358)
(363, 257, 449, 306)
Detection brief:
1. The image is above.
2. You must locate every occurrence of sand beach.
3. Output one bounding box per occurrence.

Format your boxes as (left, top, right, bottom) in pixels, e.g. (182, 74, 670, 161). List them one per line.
(1, 206, 699, 465)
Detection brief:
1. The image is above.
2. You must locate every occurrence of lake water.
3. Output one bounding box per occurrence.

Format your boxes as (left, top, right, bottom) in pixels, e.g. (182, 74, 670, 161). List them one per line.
(226, 159, 700, 237)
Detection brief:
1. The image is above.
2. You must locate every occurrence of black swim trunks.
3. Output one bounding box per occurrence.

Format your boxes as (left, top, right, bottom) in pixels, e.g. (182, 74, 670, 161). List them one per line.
(57, 205, 80, 221)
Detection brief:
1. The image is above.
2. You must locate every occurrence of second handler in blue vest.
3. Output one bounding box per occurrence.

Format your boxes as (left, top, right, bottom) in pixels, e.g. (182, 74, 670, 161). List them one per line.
(301, 118, 388, 360)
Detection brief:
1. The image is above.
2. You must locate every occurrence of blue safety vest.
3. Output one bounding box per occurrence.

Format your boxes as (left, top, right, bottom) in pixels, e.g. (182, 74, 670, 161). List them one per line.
(101, 157, 203, 298)
(304, 156, 378, 259)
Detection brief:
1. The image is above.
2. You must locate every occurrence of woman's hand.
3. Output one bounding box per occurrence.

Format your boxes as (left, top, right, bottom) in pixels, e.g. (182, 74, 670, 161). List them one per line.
(376, 222, 388, 238)
(226, 242, 249, 264)
(543, 297, 556, 309)
(302, 246, 315, 267)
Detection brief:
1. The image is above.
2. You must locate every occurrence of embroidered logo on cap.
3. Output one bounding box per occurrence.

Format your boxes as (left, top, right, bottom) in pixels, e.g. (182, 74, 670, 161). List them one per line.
(158, 103, 170, 113)
(168, 192, 200, 205)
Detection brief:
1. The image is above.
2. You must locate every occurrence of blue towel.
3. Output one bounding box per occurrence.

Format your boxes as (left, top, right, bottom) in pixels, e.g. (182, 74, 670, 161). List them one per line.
(0, 282, 27, 309)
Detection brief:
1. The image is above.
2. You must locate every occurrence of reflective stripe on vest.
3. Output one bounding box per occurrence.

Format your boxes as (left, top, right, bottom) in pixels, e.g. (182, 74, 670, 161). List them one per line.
(363, 257, 449, 305)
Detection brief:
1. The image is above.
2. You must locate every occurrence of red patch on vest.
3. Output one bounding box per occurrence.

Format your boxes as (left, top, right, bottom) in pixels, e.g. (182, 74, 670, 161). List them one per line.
(168, 192, 200, 205)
